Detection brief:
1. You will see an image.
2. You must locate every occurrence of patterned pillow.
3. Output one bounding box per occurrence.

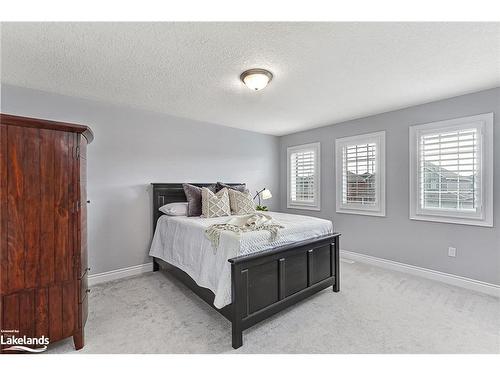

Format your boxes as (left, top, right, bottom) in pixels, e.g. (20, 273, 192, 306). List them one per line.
(228, 189, 256, 215)
(201, 187, 231, 218)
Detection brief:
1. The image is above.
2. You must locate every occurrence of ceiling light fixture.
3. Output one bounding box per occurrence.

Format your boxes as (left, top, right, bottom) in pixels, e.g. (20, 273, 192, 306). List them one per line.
(240, 68, 273, 91)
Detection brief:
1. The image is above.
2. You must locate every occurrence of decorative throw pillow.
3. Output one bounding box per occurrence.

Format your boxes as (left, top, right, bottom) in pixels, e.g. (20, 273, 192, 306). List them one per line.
(228, 189, 256, 215)
(183, 183, 216, 217)
(215, 182, 247, 193)
(201, 187, 231, 218)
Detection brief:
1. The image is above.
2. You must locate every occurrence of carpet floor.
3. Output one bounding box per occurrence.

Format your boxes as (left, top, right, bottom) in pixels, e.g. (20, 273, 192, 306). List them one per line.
(46, 260, 500, 354)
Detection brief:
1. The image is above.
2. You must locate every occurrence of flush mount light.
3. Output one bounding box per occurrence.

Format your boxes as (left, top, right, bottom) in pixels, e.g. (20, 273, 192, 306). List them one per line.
(240, 68, 273, 91)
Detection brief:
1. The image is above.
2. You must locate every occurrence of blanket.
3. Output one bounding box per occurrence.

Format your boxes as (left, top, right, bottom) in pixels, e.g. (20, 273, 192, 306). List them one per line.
(205, 213, 284, 251)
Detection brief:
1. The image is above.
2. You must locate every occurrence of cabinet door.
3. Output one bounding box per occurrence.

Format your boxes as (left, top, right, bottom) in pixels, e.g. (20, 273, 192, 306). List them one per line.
(1, 126, 76, 294)
(0, 280, 77, 345)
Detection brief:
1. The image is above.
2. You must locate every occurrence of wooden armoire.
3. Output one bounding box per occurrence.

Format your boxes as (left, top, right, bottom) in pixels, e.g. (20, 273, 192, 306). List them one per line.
(0, 114, 93, 352)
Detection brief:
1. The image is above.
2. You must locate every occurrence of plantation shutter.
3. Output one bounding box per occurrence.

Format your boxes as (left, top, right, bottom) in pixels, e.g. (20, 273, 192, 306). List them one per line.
(419, 127, 479, 211)
(342, 143, 377, 205)
(290, 149, 316, 203)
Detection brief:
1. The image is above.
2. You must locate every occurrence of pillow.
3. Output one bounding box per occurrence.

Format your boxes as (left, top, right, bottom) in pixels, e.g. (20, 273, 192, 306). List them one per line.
(228, 189, 256, 215)
(201, 187, 231, 218)
(215, 182, 247, 193)
(159, 202, 188, 216)
(183, 183, 216, 217)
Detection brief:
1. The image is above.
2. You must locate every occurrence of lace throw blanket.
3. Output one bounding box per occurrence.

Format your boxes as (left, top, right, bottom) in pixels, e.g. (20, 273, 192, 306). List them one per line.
(205, 213, 284, 251)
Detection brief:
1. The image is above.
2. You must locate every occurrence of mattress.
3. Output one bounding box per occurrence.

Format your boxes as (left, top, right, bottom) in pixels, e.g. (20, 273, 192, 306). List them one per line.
(149, 211, 333, 308)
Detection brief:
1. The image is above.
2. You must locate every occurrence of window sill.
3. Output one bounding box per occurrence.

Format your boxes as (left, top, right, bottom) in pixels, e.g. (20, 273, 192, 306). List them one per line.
(336, 208, 386, 217)
(287, 203, 321, 211)
(409, 214, 493, 227)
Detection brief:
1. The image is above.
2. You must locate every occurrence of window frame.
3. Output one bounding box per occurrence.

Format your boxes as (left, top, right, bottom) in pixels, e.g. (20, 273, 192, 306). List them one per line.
(287, 142, 321, 211)
(335, 131, 386, 217)
(409, 113, 494, 227)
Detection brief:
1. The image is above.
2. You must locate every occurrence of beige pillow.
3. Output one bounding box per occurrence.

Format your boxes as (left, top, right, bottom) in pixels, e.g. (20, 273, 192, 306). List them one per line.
(228, 189, 256, 215)
(201, 187, 231, 218)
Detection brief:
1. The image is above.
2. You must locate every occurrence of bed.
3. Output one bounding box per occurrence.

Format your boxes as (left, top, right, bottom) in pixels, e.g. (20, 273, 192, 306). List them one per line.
(150, 183, 341, 349)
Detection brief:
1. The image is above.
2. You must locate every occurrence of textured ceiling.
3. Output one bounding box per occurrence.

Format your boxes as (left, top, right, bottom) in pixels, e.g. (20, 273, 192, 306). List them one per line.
(1, 22, 499, 135)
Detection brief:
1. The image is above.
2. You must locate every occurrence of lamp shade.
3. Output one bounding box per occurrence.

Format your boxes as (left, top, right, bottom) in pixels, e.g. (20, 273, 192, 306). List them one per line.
(260, 189, 272, 200)
(240, 69, 273, 91)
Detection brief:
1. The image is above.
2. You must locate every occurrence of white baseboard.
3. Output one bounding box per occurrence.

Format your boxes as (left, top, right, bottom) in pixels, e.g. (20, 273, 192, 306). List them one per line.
(88, 263, 153, 286)
(87, 254, 500, 298)
(340, 250, 500, 298)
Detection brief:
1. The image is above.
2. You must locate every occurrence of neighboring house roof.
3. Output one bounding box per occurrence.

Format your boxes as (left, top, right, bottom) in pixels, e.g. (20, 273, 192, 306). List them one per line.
(346, 171, 375, 183)
(344, 163, 474, 186)
(423, 162, 474, 181)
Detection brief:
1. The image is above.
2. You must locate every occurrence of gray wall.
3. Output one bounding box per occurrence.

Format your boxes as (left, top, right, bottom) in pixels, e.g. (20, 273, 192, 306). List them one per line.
(280, 88, 500, 285)
(1, 84, 280, 275)
(2, 83, 498, 284)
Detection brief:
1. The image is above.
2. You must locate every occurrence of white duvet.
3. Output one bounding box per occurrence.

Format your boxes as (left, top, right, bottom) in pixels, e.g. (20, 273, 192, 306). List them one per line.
(149, 211, 333, 308)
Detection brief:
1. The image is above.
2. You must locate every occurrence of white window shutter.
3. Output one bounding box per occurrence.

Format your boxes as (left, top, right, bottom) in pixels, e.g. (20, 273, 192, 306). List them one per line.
(335, 131, 386, 217)
(342, 143, 377, 206)
(409, 113, 493, 227)
(287, 143, 320, 210)
(419, 128, 479, 212)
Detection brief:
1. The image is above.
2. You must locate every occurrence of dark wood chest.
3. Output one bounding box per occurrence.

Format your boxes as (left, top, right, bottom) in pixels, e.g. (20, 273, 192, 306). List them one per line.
(0, 114, 93, 352)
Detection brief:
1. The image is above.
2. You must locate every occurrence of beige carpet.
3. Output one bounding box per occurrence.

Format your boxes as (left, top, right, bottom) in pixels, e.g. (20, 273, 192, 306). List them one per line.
(46, 260, 500, 354)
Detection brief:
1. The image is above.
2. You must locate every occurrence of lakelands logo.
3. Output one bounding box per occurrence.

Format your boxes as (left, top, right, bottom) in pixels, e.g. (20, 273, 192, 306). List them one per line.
(1, 330, 49, 353)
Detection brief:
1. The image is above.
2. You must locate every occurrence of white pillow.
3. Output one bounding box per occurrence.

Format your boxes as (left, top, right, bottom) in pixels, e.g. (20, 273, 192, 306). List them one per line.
(159, 202, 188, 216)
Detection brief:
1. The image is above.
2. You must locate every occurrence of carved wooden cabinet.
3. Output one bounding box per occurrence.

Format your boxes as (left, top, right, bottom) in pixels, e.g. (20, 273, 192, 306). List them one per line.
(0, 114, 93, 351)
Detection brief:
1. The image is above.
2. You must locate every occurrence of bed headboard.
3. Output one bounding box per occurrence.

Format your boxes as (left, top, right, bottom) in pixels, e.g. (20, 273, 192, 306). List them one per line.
(151, 183, 244, 232)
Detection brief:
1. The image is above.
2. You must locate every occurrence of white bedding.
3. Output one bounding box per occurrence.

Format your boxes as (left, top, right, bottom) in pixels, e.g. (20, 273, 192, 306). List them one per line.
(149, 211, 333, 308)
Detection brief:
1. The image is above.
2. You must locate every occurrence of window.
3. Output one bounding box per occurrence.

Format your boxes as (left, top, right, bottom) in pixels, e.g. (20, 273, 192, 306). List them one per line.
(287, 142, 320, 210)
(335, 131, 386, 216)
(409, 113, 493, 227)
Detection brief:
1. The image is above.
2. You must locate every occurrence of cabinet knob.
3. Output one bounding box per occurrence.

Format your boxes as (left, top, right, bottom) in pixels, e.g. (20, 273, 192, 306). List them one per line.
(87, 200, 91, 204)
(86, 289, 91, 294)
(87, 267, 91, 272)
